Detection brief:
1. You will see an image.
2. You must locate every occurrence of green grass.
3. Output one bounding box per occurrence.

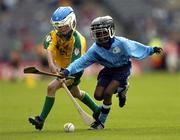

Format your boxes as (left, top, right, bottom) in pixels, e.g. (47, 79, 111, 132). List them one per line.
(0, 72, 180, 140)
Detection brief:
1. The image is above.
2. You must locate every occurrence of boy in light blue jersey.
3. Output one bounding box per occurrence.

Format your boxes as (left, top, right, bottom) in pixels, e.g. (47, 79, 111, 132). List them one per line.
(60, 16, 163, 129)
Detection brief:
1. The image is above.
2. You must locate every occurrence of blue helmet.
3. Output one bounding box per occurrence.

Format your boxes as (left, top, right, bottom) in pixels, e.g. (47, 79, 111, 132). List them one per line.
(51, 6, 76, 35)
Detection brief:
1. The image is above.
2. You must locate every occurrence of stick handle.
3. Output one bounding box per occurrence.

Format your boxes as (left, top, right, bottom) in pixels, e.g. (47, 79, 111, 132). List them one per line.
(62, 83, 81, 110)
(39, 71, 74, 79)
(62, 83, 95, 126)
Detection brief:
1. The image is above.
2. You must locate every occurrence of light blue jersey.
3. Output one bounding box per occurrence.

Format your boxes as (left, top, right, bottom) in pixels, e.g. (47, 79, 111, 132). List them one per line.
(67, 36, 154, 75)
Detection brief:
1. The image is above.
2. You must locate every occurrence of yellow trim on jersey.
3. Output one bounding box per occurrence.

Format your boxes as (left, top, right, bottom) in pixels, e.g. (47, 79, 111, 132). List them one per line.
(78, 32, 86, 55)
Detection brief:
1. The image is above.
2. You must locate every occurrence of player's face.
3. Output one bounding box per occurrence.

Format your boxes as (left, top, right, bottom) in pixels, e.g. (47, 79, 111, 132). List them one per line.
(91, 28, 110, 44)
(56, 25, 72, 35)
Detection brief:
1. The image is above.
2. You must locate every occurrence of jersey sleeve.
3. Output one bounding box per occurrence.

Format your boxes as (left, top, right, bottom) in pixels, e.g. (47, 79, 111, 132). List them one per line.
(43, 33, 56, 52)
(123, 38, 154, 60)
(80, 35, 86, 55)
(43, 33, 52, 49)
(75, 31, 87, 56)
(67, 47, 97, 75)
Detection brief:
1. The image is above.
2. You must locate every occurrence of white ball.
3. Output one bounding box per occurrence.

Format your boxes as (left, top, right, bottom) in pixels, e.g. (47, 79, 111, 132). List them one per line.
(64, 123, 75, 132)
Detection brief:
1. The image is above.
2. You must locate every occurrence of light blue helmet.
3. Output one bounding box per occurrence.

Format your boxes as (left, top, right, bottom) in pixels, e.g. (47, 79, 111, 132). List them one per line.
(51, 6, 76, 34)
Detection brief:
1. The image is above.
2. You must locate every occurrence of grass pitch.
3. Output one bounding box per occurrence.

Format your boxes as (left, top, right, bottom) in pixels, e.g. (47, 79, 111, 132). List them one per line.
(0, 72, 180, 140)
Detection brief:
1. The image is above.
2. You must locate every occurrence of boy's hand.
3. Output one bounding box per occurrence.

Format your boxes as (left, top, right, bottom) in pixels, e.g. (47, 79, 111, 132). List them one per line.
(153, 47, 163, 54)
(59, 69, 70, 78)
(56, 77, 66, 83)
(49, 64, 59, 74)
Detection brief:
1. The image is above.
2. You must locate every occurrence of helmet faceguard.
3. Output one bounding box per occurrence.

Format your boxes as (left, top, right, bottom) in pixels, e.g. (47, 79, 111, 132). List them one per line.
(51, 7, 76, 39)
(90, 16, 115, 44)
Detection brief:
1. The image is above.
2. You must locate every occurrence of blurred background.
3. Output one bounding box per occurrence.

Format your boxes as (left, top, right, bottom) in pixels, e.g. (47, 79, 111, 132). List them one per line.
(0, 0, 180, 81)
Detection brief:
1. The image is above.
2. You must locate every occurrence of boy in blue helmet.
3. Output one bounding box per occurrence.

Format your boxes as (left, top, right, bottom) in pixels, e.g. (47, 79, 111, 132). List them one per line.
(28, 6, 100, 130)
(60, 16, 163, 129)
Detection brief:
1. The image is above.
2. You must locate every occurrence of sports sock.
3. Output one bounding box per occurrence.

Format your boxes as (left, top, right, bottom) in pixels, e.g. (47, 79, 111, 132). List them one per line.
(40, 96, 55, 121)
(81, 91, 99, 113)
(98, 103, 111, 124)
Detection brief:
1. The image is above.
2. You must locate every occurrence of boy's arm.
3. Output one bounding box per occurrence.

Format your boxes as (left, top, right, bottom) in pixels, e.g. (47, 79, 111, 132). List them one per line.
(46, 50, 59, 74)
(123, 38, 163, 60)
(43, 34, 59, 74)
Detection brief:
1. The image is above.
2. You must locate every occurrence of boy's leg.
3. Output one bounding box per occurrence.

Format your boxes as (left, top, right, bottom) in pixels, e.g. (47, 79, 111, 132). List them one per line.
(29, 96, 55, 130)
(67, 70, 101, 119)
(80, 91, 100, 115)
(69, 86, 100, 119)
(115, 70, 130, 108)
(117, 84, 129, 107)
(90, 103, 111, 130)
(90, 80, 119, 129)
(92, 85, 106, 120)
(100, 80, 119, 122)
(39, 96, 55, 120)
(90, 68, 112, 121)
(29, 79, 61, 130)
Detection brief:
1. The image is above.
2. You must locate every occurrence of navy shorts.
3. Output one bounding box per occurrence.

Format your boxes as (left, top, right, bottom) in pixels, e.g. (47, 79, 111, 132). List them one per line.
(97, 62, 131, 88)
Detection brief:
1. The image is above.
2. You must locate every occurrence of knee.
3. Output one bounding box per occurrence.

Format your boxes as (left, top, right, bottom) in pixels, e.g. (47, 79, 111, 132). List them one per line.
(47, 84, 57, 95)
(103, 92, 112, 100)
(117, 84, 129, 94)
(70, 89, 82, 99)
(94, 94, 103, 101)
(71, 92, 79, 98)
